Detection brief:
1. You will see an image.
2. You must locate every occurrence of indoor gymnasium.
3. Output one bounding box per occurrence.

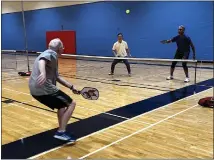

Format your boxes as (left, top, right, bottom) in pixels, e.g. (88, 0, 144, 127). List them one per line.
(1, 1, 213, 159)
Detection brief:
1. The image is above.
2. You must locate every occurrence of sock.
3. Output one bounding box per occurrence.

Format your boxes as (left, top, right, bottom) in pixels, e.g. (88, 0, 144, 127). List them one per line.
(57, 130, 66, 133)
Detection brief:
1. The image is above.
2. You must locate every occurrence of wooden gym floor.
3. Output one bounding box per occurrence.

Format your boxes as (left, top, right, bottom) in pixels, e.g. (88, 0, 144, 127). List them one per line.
(1, 56, 213, 159)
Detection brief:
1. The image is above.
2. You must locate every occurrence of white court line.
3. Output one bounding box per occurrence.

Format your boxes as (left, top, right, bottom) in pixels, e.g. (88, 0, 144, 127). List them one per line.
(2, 72, 19, 76)
(2, 77, 28, 81)
(2, 100, 34, 108)
(3, 88, 31, 96)
(105, 113, 151, 125)
(4, 85, 152, 124)
(2, 89, 57, 118)
(190, 146, 213, 155)
(79, 103, 198, 159)
(28, 87, 211, 159)
(7, 103, 57, 119)
(78, 105, 150, 125)
(3, 79, 29, 84)
(3, 87, 150, 125)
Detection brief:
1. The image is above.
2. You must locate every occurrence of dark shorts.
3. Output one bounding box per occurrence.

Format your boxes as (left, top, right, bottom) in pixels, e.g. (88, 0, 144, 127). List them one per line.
(171, 50, 190, 68)
(174, 50, 190, 59)
(32, 90, 72, 110)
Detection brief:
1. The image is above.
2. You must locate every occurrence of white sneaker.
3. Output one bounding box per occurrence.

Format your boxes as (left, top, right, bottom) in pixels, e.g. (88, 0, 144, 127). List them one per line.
(128, 73, 131, 77)
(166, 76, 173, 80)
(184, 77, 190, 83)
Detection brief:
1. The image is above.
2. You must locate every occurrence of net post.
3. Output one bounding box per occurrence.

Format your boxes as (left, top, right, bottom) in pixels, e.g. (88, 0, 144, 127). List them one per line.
(15, 51, 18, 70)
(194, 60, 197, 94)
(21, 1, 30, 72)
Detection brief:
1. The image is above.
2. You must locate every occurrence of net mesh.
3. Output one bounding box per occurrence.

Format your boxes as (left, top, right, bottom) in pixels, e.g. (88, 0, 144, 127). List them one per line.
(2, 50, 39, 72)
(58, 54, 213, 91)
(1, 50, 213, 91)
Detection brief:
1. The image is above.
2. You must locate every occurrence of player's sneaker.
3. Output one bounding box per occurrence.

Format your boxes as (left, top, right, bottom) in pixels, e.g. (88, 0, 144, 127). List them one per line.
(108, 73, 114, 75)
(54, 131, 76, 142)
(128, 73, 131, 77)
(166, 76, 173, 80)
(184, 77, 190, 83)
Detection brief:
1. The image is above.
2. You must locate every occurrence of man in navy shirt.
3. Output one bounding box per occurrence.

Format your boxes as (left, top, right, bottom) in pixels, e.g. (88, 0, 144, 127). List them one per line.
(161, 25, 196, 82)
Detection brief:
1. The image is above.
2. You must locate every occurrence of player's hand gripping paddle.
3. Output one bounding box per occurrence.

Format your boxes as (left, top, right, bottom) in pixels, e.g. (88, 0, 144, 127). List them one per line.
(72, 87, 99, 100)
(160, 40, 168, 44)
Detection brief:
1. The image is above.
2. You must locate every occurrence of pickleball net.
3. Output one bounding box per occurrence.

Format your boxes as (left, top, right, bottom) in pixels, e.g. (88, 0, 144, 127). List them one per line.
(1, 50, 39, 72)
(60, 54, 212, 92)
(1, 50, 213, 91)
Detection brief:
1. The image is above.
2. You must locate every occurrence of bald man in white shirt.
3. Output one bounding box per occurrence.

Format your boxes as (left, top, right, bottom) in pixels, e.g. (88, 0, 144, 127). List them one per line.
(109, 33, 131, 76)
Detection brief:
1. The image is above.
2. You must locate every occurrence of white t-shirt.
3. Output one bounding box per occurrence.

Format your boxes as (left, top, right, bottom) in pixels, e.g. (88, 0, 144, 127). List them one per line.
(112, 40, 128, 57)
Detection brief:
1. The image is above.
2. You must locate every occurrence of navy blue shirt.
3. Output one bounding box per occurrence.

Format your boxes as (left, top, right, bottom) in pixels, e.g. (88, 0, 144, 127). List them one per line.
(171, 35, 192, 53)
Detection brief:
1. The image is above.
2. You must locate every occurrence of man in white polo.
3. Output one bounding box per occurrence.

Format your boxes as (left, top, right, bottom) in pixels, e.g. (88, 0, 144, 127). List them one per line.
(109, 33, 131, 76)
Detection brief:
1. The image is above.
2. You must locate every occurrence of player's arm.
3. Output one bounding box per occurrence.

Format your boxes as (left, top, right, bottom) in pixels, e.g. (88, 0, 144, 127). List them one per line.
(112, 43, 117, 56)
(56, 75, 79, 93)
(37, 58, 47, 85)
(112, 50, 117, 56)
(166, 40, 173, 43)
(56, 76, 73, 89)
(38, 59, 46, 75)
(125, 42, 131, 57)
(161, 36, 177, 44)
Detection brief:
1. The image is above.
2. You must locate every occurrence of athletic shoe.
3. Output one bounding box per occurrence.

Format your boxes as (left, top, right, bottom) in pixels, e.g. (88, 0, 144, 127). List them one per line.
(54, 131, 76, 142)
(108, 73, 114, 75)
(166, 76, 173, 80)
(184, 77, 190, 83)
(128, 73, 131, 77)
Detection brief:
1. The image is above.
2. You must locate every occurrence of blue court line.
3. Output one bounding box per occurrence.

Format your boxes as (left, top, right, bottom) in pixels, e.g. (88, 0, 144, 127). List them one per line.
(1, 78, 213, 159)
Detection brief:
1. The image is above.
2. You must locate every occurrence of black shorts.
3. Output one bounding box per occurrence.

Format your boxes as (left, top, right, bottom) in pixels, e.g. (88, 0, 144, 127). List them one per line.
(174, 50, 190, 59)
(32, 90, 73, 110)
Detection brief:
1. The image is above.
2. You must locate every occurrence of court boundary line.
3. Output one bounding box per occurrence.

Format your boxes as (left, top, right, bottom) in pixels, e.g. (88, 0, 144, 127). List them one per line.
(2, 99, 35, 108)
(78, 105, 151, 125)
(2, 95, 82, 121)
(3, 102, 57, 119)
(28, 87, 211, 159)
(79, 103, 199, 159)
(3, 88, 32, 96)
(2, 87, 151, 125)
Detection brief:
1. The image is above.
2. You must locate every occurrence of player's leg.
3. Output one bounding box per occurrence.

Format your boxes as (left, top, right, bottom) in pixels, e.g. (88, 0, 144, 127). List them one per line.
(57, 101, 76, 132)
(52, 90, 76, 141)
(166, 62, 177, 80)
(167, 51, 180, 80)
(57, 107, 66, 127)
(109, 59, 121, 75)
(182, 62, 189, 82)
(182, 52, 190, 82)
(32, 91, 76, 142)
(123, 59, 131, 76)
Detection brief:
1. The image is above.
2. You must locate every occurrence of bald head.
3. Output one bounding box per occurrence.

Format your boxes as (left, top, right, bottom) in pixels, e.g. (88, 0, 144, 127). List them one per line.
(48, 38, 64, 53)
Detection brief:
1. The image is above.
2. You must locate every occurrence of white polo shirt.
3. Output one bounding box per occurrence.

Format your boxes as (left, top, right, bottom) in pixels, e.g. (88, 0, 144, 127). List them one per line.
(112, 40, 128, 57)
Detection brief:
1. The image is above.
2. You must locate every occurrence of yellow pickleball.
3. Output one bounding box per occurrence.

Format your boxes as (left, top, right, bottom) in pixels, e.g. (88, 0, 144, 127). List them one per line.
(126, 9, 130, 14)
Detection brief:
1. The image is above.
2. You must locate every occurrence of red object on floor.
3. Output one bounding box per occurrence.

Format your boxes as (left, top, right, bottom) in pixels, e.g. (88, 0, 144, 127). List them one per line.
(18, 71, 31, 76)
(198, 97, 214, 108)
